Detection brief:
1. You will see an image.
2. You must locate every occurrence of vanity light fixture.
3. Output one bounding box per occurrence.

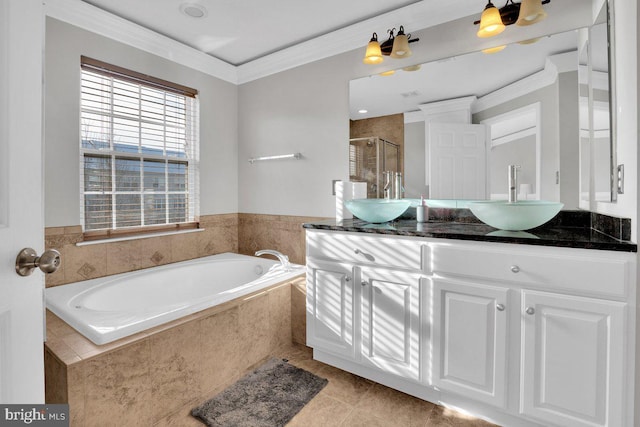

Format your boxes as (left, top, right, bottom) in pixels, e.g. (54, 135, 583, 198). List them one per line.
(363, 33, 384, 64)
(390, 26, 411, 58)
(477, 1, 505, 38)
(516, 0, 548, 25)
(475, 0, 550, 38)
(363, 26, 419, 64)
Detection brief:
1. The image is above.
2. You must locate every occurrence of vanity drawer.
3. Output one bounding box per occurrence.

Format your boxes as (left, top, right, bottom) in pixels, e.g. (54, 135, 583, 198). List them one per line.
(307, 230, 427, 271)
(432, 242, 631, 298)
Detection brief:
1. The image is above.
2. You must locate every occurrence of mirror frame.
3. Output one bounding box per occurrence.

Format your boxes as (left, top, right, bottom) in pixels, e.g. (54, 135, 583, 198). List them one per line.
(606, 0, 618, 202)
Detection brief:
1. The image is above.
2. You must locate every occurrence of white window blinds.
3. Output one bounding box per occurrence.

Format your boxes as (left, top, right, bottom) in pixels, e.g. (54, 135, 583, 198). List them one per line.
(80, 57, 199, 233)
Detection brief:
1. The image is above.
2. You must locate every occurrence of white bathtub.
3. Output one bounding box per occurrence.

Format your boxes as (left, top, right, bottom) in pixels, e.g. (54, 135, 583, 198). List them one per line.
(45, 252, 304, 345)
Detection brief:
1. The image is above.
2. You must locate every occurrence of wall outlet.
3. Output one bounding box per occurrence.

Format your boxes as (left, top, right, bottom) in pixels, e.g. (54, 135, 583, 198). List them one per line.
(617, 164, 624, 194)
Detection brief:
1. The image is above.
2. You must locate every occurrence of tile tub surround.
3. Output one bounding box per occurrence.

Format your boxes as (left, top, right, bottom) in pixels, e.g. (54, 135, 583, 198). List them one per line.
(45, 213, 327, 287)
(238, 213, 329, 265)
(44, 214, 239, 287)
(44, 278, 302, 426)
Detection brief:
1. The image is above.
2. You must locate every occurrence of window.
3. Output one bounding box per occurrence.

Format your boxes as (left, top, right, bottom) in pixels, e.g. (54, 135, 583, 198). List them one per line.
(79, 57, 199, 237)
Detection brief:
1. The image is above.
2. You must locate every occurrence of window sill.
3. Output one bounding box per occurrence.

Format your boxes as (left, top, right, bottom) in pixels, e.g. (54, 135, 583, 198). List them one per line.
(76, 227, 204, 246)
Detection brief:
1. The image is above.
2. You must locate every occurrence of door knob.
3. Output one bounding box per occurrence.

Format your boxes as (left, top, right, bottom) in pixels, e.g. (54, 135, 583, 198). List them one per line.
(15, 248, 61, 277)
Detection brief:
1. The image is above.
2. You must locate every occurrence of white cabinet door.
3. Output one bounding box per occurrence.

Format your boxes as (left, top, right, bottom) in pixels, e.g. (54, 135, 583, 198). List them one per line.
(306, 260, 356, 359)
(360, 267, 424, 382)
(431, 278, 509, 408)
(521, 290, 626, 427)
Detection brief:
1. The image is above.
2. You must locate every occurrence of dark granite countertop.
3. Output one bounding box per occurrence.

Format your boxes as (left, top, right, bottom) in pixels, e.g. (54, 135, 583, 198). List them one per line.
(303, 217, 637, 252)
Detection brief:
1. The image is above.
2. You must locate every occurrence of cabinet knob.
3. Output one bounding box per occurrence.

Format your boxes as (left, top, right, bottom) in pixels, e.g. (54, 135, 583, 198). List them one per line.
(496, 303, 505, 311)
(345, 276, 351, 282)
(510, 265, 520, 273)
(361, 281, 367, 287)
(525, 306, 535, 315)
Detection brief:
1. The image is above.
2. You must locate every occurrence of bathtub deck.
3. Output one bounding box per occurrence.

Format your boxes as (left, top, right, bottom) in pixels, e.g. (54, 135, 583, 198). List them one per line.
(45, 274, 497, 427)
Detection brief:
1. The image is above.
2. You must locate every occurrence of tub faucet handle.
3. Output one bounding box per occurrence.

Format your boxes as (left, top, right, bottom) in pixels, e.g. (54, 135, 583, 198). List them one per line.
(255, 249, 291, 272)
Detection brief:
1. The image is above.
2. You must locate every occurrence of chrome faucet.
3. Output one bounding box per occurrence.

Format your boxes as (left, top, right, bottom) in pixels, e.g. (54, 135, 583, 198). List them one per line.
(394, 172, 404, 199)
(383, 171, 393, 199)
(508, 165, 521, 203)
(255, 249, 291, 271)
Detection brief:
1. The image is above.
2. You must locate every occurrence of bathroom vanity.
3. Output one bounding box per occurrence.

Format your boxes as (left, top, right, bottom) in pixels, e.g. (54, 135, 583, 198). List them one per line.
(303, 219, 636, 427)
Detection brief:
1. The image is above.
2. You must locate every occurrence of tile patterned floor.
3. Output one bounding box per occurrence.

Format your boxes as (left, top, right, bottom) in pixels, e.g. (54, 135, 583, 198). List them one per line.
(165, 344, 499, 427)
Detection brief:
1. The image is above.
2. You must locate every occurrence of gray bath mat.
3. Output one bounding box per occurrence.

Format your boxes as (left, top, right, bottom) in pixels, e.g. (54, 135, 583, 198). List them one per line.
(191, 358, 328, 427)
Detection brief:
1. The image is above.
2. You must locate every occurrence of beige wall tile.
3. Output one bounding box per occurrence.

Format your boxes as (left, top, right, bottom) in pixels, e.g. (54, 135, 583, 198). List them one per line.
(139, 236, 172, 269)
(170, 232, 201, 263)
(238, 293, 271, 369)
(199, 307, 241, 395)
(67, 363, 85, 427)
(197, 224, 238, 257)
(290, 278, 307, 346)
(45, 213, 318, 286)
(237, 214, 323, 266)
(149, 322, 202, 421)
(269, 284, 292, 351)
(63, 243, 106, 283)
(44, 349, 67, 404)
(84, 340, 151, 427)
(106, 239, 142, 275)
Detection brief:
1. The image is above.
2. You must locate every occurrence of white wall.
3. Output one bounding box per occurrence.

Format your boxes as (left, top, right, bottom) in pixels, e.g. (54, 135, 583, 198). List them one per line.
(44, 18, 239, 227)
(238, 53, 354, 217)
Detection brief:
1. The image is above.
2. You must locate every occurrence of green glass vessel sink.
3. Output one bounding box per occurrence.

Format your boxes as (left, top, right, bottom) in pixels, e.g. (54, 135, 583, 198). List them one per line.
(468, 200, 564, 231)
(345, 199, 411, 223)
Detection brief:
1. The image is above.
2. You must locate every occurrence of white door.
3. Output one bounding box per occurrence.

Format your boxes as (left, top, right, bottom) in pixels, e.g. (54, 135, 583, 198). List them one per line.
(428, 123, 486, 199)
(431, 278, 508, 408)
(360, 267, 423, 382)
(306, 260, 356, 359)
(521, 290, 626, 427)
(0, 0, 46, 403)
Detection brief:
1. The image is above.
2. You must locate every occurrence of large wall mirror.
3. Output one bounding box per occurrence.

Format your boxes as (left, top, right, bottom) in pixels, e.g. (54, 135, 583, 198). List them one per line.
(349, 0, 615, 209)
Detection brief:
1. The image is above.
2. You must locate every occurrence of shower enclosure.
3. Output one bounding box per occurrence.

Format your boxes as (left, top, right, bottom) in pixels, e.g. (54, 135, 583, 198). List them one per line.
(349, 137, 400, 198)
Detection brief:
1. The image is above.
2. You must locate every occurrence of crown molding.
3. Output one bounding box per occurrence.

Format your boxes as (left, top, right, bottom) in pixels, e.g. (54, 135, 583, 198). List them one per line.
(236, 0, 476, 84)
(44, 0, 238, 84)
(43, 0, 480, 85)
(472, 59, 560, 113)
(404, 110, 424, 124)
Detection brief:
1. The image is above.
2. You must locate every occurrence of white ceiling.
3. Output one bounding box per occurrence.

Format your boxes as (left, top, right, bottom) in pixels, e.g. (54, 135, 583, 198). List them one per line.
(80, 0, 484, 66)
